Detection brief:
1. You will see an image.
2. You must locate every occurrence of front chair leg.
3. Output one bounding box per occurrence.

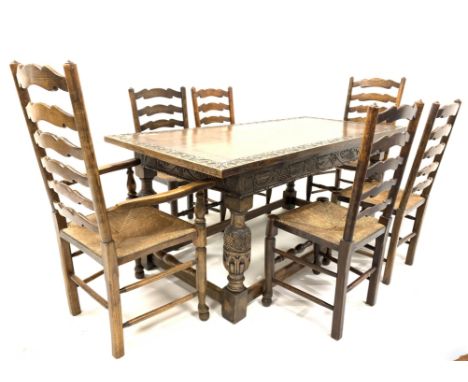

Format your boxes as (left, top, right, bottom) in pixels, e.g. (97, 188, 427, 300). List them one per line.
(262, 215, 278, 307)
(366, 232, 388, 305)
(195, 190, 209, 321)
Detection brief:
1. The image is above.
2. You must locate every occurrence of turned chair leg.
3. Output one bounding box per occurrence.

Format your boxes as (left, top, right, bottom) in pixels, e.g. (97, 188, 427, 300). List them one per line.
(195, 190, 209, 320)
(102, 242, 124, 359)
(306, 176, 313, 202)
(58, 237, 81, 316)
(262, 216, 278, 307)
(134, 257, 145, 279)
(331, 241, 352, 340)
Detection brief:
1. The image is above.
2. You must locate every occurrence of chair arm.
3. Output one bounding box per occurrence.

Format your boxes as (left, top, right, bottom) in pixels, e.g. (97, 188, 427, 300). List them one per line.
(98, 158, 141, 175)
(113, 180, 216, 210)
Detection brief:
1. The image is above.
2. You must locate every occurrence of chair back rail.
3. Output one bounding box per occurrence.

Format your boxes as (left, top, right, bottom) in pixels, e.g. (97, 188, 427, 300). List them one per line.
(342, 101, 424, 242)
(11, 61, 112, 241)
(191, 87, 235, 127)
(128, 87, 189, 132)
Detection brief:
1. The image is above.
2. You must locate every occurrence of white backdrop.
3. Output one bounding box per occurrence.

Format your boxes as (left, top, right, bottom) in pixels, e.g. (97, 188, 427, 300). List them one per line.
(1, 0, 467, 380)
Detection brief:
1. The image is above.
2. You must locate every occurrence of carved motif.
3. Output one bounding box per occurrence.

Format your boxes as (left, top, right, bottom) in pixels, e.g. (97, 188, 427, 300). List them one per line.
(223, 222, 251, 293)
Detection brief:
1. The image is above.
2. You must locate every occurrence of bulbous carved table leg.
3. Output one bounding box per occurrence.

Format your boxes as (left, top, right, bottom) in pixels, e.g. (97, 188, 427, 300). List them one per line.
(222, 195, 253, 323)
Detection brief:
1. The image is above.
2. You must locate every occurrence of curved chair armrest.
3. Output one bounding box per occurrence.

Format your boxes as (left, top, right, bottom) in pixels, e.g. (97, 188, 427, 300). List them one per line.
(98, 158, 141, 175)
(112, 180, 216, 210)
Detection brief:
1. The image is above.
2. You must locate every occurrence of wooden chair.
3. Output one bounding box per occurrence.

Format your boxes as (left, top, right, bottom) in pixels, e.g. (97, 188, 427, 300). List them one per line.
(338, 100, 461, 284)
(191, 87, 273, 214)
(11, 61, 212, 358)
(306, 77, 406, 201)
(129, 87, 194, 218)
(262, 102, 423, 339)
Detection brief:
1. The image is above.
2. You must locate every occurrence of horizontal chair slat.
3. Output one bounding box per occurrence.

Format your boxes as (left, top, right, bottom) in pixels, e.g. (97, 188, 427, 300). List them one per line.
(430, 123, 452, 140)
(366, 157, 403, 179)
(141, 119, 185, 130)
(42, 157, 89, 186)
(27, 102, 76, 130)
(16, 63, 68, 91)
(353, 78, 401, 89)
(138, 104, 183, 117)
(134, 88, 181, 99)
(34, 130, 82, 159)
(348, 105, 387, 114)
(412, 177, 433, 193)
(417, 162, 439, 177)
(55, 202, 98, 232)
(371, 132, 408, 154)
(200, 115, 231, 125)
(196, 88, 228, 98)
(49, 180, 94, 210)
(361, 179, 396, 200)
(437, 102, 461, 118)
(198, 102, 229, 113)
(358, 200, 390, 218)
(350, 93, 396, 103)
(424, 142, 445, 159)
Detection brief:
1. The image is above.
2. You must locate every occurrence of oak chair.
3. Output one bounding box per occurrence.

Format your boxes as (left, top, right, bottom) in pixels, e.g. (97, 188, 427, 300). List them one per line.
(191, 86, 273, 214)
(129, 87, 194, 218)
(306, 77, 406, 201)
(263, 102, 423, 339)
(338, 100, 461, 284)
(11, 61, 212, 358)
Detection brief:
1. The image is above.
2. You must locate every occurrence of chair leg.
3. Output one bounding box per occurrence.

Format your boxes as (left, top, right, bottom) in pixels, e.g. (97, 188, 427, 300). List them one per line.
(262, 216, 278, 307)
(331, 242, 352, 340)
(102, 242, 124, 359)
(187, 193, 194, 219)
(58, 238, 81, 316)
(405, 204, 427, 266)
(312, 243, 321, 275)
(366, 233, 388, 305)
(220, 192, 227, 222)
(306, 176, 313, 202)
(266, 188, 272, 204)
(204, 189, 209, 215)
(168, 182, 179, 216)
(195, 190, 209, 321)
(382, 210, 405, 285)
(134, 257, 145, 279)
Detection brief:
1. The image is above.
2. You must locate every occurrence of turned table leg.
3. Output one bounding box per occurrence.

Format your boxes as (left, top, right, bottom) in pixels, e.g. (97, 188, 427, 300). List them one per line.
(282, 181, 297, 210)
(222, 195, 253, 323)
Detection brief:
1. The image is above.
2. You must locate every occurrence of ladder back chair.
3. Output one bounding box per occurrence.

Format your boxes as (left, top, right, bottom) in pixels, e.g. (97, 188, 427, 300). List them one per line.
(263, 101, 423, 340)
(129, 87, 195, 218)
(191, 86, 273, 212)
(11, 61, 212, 358)
(338, 100, 461, 284)
(306, 77, 406, 201)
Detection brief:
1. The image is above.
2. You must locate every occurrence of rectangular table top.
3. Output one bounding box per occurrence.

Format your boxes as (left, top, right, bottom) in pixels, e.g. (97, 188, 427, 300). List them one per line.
(105, 117, 403, 178)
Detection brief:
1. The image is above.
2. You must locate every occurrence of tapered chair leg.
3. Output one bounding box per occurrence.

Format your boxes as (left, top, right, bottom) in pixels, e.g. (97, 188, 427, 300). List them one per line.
(262, 216, 278, 307)
(405, 204, 427, 266)
(57, 237, 81, 316)
(331, 242, 352, 340)
(366, 232, 388, 305)
(306, 176, 313, 201)
(102, 242, 124, 359)
(382, 210, 405, 285)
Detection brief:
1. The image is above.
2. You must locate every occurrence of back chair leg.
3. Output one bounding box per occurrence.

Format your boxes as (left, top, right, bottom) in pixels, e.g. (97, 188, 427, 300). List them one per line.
(262, 216, 278, 307)
(382, 210, 405, 285)
(195, 190, 209, 320)
(266, 188, 272, 204)
(102, 242, 124, 359)
(168, 182, 179, 216)
(306, 176, 313, 201)
(367, 232, 388, 305)
(58, 237, 81, 316)
(331, 242, 352, 340)
(405, 204, 427, 266)
(134, 257, 145, 279)
(187, 194, 194, 219)
(220, 192, 227, 222)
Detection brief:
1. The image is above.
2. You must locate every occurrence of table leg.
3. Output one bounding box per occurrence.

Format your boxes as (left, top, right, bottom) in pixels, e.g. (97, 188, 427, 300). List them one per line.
(282, 181, 297, 209)
(222, 195, 253, 323)
(136, 166, 157, 271)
